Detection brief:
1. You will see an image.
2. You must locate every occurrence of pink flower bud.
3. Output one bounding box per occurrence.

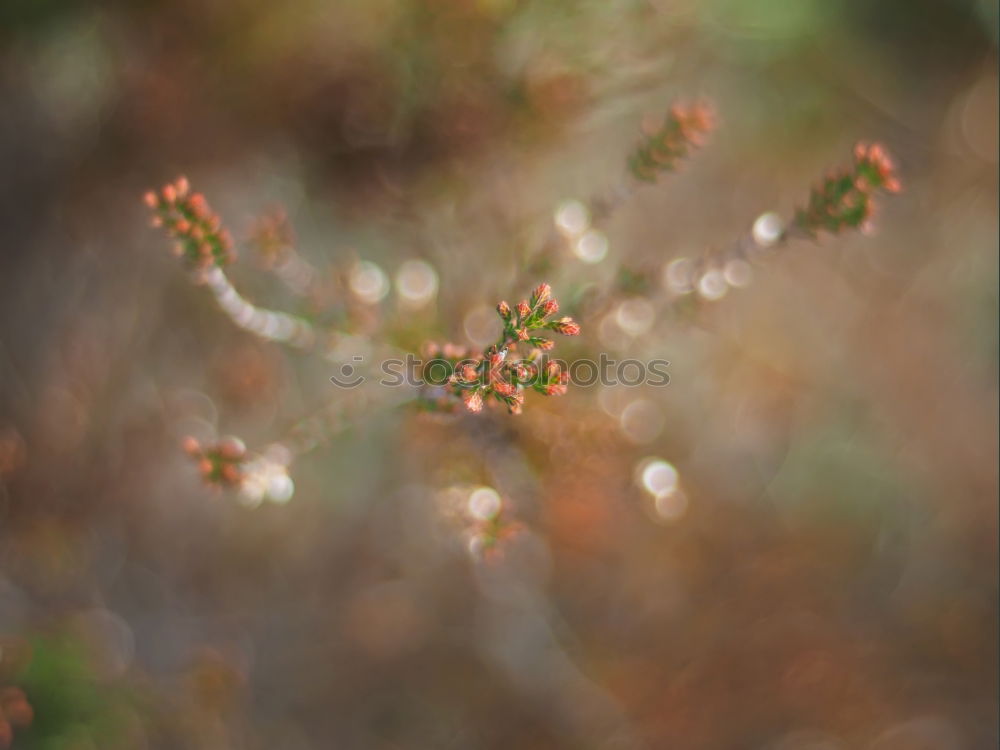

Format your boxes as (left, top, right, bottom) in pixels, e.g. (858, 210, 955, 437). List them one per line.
(188, 193, 209, 218)
(463, 389, 484, 413)
(496, 301, 511, 320)
(541, 299, 559, 316)
(516, 301, 531, 318)
(493, 381, 517, 398)
(220, 463, 242, 485)
(508, 392, 524, 415)
(551, 317, 580, 336)
(218, 436, 246, 460)
(532, 282, 551, 304)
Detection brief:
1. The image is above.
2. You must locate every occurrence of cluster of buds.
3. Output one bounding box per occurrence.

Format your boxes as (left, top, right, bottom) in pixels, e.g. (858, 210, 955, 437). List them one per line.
(0, 687, 32, 749)
(444, 283, 580, 415)
(794, 142, 901, 237)
(536, 359, 570, 397)
(182, 436, 246, 489)
(144, 177, 235, 269)
(628, 100, 714, 183)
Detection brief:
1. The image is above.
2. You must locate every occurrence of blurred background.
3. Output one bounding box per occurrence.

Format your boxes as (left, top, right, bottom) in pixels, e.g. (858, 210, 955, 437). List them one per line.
(0, 1, 997, 748)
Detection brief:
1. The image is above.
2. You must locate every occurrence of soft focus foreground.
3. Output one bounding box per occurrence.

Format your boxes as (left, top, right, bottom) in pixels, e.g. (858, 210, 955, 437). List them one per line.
(0, 2, 997, 749)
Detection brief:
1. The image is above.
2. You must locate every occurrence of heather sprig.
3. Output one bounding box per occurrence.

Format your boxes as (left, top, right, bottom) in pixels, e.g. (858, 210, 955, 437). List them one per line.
(628, 100, 714, 183)
(182, 436, 247, 489)
(518, 98, 714, 287)
(144, 177, 235, 269)
(655, 142, 903, 307)
(793, 142, 901, 237)
(441, 283, 580, 415)
(145, 179, 316, 349)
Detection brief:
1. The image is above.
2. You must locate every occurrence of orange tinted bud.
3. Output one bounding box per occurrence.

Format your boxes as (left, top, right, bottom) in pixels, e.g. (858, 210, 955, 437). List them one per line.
(143, 191, 158, 208)
(493, 381, 517, 398)
(218, 436, 246, 460)
(463, 389, 484, 413)
(220, 463, 241, 484)
(551, 317, 580, 336)
(181, 436, 201, 456)
(508, 392, 524, 414)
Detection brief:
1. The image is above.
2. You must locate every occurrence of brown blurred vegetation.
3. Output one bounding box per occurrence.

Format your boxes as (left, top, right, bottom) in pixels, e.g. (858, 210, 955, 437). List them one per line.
(0, 1, 996, 748)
